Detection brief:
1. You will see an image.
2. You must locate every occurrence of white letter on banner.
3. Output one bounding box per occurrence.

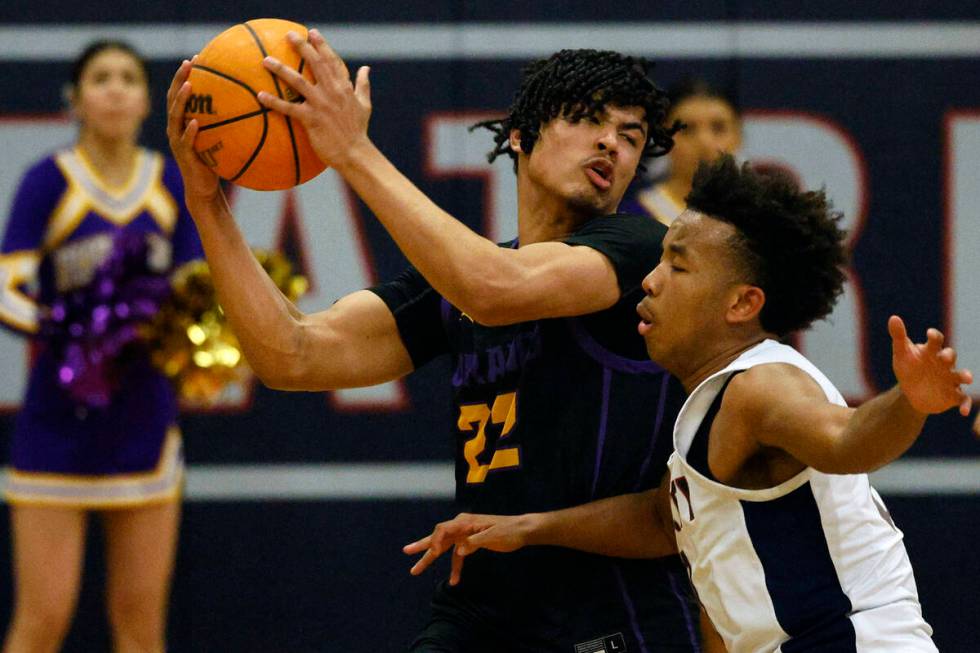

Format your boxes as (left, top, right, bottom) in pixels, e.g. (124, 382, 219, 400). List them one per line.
(742, 112, 874, 401)
(0, 118, 74, 409)
(947, 111, 980, 393)
(215, 171, 407, 411)
(425, 113, 520, 243)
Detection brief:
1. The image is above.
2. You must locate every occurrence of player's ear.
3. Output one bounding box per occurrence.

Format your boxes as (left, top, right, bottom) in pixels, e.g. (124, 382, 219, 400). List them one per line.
(508, 128, 523, 154)
(726, 284, 765, 325)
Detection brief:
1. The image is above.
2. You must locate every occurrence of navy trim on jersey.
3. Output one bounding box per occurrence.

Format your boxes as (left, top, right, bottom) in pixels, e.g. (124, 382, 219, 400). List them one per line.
(687, 372, 742, 482)
(741, 484, 857, 652)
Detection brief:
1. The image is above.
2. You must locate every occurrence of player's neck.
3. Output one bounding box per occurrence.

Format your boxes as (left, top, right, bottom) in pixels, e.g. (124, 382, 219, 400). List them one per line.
(516, 181, 599, 245)
(677, 335, 769, 393)
(517, 209, 584, 245)
(77, 133, 139, 188)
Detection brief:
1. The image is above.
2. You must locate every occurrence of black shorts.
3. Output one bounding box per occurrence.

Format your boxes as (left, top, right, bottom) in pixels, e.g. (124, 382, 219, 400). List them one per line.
(409, 571, 703, 653)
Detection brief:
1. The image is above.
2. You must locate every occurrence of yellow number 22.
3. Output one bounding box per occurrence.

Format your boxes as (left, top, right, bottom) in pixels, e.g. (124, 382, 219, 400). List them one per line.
(458, 391, 520, 484)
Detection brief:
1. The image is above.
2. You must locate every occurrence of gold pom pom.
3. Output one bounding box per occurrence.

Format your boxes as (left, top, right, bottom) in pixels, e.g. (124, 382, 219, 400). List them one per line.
(147, 250, 307, 406)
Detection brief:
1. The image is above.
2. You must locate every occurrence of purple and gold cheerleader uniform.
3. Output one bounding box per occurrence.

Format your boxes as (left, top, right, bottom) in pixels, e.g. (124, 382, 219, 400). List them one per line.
(0, 146, 202, 508)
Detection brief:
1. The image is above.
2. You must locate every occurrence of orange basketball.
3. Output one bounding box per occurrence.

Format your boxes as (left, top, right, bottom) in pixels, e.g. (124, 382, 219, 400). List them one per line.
(186, 18, 326, 191)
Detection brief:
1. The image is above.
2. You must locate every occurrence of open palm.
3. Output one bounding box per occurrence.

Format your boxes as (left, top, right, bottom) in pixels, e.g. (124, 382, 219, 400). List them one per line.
(889, 315, 973, 416)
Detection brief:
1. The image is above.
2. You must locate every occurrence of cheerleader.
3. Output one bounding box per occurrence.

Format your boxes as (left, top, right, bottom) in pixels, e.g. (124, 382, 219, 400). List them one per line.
(1, 40, 201, 653)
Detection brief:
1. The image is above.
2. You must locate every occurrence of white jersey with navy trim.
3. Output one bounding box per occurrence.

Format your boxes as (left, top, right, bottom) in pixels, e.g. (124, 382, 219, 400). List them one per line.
(667, 339, 936, 653)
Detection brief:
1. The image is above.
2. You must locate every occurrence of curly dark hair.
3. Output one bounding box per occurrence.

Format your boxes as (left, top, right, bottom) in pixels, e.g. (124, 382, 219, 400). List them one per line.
(472, 49, 678, 170)
(686, 155, 848, 337)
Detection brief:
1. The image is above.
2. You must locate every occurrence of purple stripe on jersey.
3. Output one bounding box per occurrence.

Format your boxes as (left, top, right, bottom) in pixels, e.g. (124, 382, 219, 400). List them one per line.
(566, 316, 664, 375)
(632, 373, 671, 491)
(439, 296, 451, 325)
(590, 366, 613, 499)
(613, 563, 651, 653)
(668, 571, 701, 653)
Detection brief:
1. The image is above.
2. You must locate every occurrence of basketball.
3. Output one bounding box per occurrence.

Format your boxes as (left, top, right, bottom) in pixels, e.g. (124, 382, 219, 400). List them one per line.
(185, 18, 326, 191)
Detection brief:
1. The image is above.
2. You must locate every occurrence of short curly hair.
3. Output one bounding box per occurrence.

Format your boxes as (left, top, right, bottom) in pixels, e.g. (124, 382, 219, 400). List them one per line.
(472, 49, 678, 170)
(686, 155, 848, 337)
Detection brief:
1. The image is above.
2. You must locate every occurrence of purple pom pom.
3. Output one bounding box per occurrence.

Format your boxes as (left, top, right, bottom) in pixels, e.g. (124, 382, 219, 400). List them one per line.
(40, 230, 173, 408)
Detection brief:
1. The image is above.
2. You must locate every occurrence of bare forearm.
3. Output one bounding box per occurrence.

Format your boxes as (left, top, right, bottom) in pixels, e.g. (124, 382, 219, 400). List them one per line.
(835, 385, 927, 472)
(524, 491, 676, 559)
(335, 139, 518, 320)
(185, 193, 307, 385)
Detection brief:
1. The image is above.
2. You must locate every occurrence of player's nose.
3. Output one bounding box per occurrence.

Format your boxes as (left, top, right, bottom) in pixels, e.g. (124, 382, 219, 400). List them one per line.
(642, 265, 661, 295)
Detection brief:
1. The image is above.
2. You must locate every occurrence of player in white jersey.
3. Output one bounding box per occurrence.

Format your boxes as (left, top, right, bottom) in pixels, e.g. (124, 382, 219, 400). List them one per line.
(405, 155, 973, 653)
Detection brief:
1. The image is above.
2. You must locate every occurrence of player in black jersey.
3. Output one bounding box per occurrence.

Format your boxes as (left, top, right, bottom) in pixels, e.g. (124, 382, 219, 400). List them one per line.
(168, 36, 708, 651)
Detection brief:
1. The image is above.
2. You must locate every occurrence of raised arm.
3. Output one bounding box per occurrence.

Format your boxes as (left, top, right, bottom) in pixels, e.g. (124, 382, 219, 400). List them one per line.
(256, 30, 624, 326)
(167, 60, 413, 391)
(404, 480, 677, 584)
(722, 316, 973, 475)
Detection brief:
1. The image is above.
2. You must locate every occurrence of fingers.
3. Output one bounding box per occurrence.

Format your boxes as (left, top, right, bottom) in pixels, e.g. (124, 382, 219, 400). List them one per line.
(459, 527, 495, 555)
(166, 58, 193, 108)
(402, 535, 431, 556)
(282, 28, 351, 89)
(166, 61, 193, 139)
(887, 315, 908, 352)
(181, 116, 200, 150)
(938, 347, 957, 367)
(261, 55, 315, 100)
(404, 514, 477, 577)
(409, 546, 444, 577)
(449, 547, 465, 586)
(305, 28, 350, 81)
(257, 89, 304, 118)
(354, 66, 372, 108)
(959, 394, 973, 417)
(924, 328, 945, 354)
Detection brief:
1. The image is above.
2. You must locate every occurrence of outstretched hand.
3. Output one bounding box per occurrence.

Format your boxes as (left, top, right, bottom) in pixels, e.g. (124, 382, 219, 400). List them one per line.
(888, 315, 973, 416)
(403, 513, 533, 586)
(258, 28, 372, 169)
(165, 57, 222, 206)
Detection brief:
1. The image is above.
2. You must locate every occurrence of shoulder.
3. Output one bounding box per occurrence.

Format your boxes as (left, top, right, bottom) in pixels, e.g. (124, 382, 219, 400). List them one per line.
(21, 152, 66, 187)
(564, 212, 666, 268)
(369, 265, 438, 310)
(570, 212, 667, 242)
(10, 152, 68, 211)
(722, 363, 829, 424)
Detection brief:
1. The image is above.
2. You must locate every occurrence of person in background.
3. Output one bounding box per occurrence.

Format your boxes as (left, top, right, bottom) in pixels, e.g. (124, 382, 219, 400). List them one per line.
(0, 40, 201, 653)
(622, 78, 742, 226)
(621, 76, 742, 652)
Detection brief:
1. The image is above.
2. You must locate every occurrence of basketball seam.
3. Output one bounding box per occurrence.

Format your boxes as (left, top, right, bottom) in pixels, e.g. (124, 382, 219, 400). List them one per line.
(198, 108, 268, 132)
(245, 20, 302, 186)
(190, 62, 269, 182)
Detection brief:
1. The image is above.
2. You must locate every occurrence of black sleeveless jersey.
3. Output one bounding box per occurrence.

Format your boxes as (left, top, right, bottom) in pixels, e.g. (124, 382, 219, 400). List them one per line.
(371, 213, 699, 652)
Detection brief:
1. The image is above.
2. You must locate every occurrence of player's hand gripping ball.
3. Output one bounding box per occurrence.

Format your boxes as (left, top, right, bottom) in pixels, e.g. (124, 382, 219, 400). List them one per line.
(186, 18, 327, 190)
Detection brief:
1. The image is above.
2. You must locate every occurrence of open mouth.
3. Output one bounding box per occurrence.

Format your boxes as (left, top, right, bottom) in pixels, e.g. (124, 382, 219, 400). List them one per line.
(584, 158, 613, 190)
(636, 302, 654, 335)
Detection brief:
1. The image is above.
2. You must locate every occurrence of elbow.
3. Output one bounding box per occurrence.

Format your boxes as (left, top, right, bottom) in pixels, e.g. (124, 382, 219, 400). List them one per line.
(245, 318, 326, 391)
(249, 356, 306, 392)
(466, 304, 513, 327)
(253, 365, 301, 392)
